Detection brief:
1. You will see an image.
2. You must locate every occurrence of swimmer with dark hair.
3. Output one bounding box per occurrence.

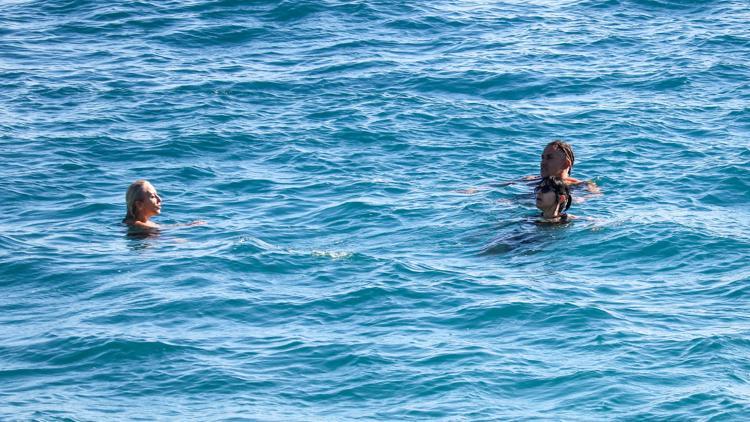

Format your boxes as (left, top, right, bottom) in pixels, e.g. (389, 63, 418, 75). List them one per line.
(535, 176, 574, 223)
(123, 179, 162, 229)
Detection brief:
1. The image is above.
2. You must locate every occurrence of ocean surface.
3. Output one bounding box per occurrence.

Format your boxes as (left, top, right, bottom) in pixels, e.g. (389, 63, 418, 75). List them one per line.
(2, 0, 749, 419)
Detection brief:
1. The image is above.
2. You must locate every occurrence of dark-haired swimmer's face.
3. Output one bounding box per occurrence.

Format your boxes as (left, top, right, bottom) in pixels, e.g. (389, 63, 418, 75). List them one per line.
(540, 145, 570, 178)
(535, 188, 559, 211)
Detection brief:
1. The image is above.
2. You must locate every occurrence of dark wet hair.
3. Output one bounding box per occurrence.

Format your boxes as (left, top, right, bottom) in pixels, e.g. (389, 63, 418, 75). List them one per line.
(546, 140, 575, 175)
(536, 176, 572, 213)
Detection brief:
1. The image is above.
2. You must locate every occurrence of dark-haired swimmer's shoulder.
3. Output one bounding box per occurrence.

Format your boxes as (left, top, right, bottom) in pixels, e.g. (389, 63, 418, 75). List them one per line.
(535, 213, 576, 225)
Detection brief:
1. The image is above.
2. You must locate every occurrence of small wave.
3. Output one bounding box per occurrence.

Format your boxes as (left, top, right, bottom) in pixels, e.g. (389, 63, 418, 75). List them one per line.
(6, 335, 196, 368)
(628, 0, 721, 10)
(446, 301, 618, 330)
(311, 250, 352, 259)
(258, 0, 325, 22)
(234, 235, 278, 252)
(155, 25, 266, 48)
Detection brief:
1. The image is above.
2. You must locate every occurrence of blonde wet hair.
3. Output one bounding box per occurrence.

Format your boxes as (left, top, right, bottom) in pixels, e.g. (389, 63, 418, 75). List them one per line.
(123, 179, 151, 223)
(545, 140, 575, 175)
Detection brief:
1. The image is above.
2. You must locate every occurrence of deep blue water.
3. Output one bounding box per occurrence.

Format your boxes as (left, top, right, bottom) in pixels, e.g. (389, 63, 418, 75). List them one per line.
(2, 0, 750, 419)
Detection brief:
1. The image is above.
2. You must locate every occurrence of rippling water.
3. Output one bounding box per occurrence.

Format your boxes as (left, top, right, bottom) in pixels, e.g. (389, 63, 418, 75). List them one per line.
(2, 0, 750, 419)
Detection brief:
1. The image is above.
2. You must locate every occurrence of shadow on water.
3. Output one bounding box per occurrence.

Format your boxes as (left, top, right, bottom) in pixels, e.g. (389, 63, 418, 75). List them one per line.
(125, 226, 161, 251)
(479, 217, 571, 256)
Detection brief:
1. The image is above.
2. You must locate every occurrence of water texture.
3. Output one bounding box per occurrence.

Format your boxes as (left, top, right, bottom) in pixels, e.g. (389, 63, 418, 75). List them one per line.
(1, 0, 749, 419)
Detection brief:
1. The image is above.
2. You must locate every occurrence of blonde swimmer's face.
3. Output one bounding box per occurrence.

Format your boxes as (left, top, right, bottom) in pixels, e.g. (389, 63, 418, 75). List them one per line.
(540, 145, 569, 178)
(137, 182, 162, 217)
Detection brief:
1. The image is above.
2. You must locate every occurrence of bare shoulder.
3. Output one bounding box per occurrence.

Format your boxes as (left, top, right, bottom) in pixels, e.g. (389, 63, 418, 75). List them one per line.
(130, 220, 159, 229)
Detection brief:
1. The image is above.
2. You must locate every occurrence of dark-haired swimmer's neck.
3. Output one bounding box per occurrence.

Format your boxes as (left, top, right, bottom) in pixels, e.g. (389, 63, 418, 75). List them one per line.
(537, 213, 574, 224)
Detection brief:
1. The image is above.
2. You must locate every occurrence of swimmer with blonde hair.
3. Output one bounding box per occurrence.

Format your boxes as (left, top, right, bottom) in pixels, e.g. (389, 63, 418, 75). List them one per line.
(540, 140, 578, 184)
(458, 140, 599, 195)
(537, 140, 600, 194)
(123, 180, 162, 229)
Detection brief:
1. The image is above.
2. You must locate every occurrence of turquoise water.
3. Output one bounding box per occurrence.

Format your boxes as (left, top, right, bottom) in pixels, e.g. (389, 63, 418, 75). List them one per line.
(2, 0, 750, 419)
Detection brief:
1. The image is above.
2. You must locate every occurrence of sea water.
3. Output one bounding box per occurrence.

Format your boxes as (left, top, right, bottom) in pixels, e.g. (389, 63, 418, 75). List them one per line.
(1, 0, 749, 419)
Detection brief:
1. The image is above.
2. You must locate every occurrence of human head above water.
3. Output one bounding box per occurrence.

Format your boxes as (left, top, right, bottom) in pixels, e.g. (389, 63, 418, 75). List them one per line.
(123, 180, 162, 224)
(535, 176, 571, 217)
(540, 140, 575, 178)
